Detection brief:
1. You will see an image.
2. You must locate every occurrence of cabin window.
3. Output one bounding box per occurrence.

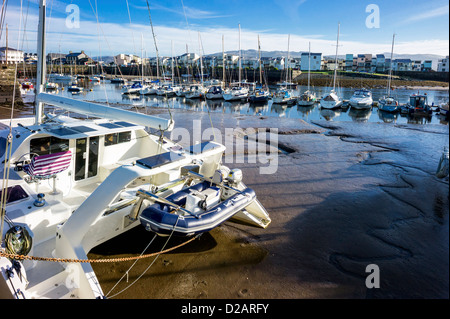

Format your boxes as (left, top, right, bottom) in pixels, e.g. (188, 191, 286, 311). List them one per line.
(104, 131, 131, 146)
(0, 185, 29, 204)
(30, 136, 69, 156)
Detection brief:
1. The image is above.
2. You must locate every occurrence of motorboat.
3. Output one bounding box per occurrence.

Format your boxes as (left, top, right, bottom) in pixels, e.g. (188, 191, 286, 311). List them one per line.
(0, 0, 270, 300)
(349, 88, 373, 109)
(156, 84, 181, 97)
(110, 77, 127, 84)
(378, 96, 399, 113)
(21, 81, 34, 90)
(407, 93, 433, 117)
(44, 82, 58, 90)
(222, 86, 249, 101)
(205, 86, 224, 100)
(122, 81, 143, 94)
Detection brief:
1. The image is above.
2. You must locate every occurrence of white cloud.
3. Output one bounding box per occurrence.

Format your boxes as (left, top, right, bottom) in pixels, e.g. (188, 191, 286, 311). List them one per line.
(4, 6, 449, 57)
(403, 4, 449, 23)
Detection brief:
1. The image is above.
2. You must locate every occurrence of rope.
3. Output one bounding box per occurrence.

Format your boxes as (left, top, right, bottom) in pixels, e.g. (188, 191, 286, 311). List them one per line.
(0, 235, 198, 263)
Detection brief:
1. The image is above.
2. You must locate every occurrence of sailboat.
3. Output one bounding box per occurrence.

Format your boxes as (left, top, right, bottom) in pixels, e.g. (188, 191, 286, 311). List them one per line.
(272, 35, 296, 105)
(186, 32, 207, 99)
(206, 35, 226, 100)
(223, 24, 249, 101)
(297, 42, 317, 106)
(249, 35, 270, 103)
(0, 0, 271, 299)
(320, 23, 343, 109)
(378, 34, 399, 113)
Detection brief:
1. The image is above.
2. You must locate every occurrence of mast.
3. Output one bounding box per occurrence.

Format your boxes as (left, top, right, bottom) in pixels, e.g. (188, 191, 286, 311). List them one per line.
(258, 35, 262, 86)
(307, 42, 311, 92)
(198, 32, 204, 86)
(145, 0, 159, 81)
(171, 40, 174, 86)
(141, 34, 144, 84)
(332, 22, 340, 91)
(286, 34, 290, 85)
(35, 0, 47, 124)
(222, 34, 225, 87)
(238, 23, 241, 85)
(387, 33, 395, 97)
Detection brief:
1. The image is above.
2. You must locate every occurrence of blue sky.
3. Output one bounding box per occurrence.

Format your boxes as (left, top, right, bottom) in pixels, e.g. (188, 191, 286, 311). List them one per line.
(4, 0, 449, 57)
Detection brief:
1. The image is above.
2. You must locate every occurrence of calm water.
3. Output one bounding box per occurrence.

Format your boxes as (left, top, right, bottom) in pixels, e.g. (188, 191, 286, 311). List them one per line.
(49, 80, 449, 125)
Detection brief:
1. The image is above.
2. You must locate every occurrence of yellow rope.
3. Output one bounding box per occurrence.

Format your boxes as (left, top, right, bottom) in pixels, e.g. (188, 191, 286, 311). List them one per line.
(0, 235, 198, 263)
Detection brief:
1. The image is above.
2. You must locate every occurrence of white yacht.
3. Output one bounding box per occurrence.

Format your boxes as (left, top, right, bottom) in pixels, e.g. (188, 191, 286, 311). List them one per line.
(320, 23, 343, 110)
(222, 85, 249, 101)
(1, 0, 271, 299)
(349, 88, 373, 109)
(378, 34, 399, 113)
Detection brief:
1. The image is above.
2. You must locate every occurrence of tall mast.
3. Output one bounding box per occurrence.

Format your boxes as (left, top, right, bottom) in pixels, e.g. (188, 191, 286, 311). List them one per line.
(171, 40, 174, 86)
(258, 35, 262, 86)
(286, 34, 290, 85)
(387, 33, 395, 97)
(332, 22, 340, 91)
(145, 0, 159, 80)
(307, 42, 311, 91)
(238, 23, 241, 85)
(35, 0, 47, 124)
(222, 34, 225, 87)
(198, 32, 204, 86)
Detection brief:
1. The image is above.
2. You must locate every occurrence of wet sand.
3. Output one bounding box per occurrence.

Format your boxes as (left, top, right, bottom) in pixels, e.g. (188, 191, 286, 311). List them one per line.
(88, 107, 449, 299)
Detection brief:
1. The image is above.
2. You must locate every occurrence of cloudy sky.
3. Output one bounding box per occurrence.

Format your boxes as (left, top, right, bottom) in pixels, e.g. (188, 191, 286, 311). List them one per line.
(3, 0, 449, 57)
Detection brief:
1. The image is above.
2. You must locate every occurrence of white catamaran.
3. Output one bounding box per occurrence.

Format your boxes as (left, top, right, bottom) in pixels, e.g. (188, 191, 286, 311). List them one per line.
(0, 0, 270, 299)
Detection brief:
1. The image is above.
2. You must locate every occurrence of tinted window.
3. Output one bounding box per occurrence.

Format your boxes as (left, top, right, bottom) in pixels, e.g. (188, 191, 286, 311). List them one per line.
(0, 185, 29, 204)
(104, 131, 131, 146)
(30, 136, 69, 156)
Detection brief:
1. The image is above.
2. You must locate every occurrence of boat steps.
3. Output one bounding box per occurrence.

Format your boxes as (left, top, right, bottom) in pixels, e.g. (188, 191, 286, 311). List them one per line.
(24, 238, 78, 299)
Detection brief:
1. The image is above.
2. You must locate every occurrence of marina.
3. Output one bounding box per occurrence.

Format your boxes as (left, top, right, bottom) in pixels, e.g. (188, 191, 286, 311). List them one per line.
(0, 0, 449, 303)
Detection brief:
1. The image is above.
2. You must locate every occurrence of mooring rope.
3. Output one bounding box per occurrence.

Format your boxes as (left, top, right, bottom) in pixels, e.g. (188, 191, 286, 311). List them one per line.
(0, 235, 198, 263)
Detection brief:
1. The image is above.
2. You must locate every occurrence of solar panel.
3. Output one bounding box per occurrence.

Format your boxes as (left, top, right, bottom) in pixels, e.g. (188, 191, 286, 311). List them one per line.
(71, 125, 97, 133)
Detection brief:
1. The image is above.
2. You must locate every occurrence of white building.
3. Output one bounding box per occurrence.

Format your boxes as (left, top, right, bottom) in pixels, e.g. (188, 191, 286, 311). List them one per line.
(114, 53, 141, 66)
(0, 47, 24, 64)
(300, 52, 322, 71)
(437, 56, 449, 72)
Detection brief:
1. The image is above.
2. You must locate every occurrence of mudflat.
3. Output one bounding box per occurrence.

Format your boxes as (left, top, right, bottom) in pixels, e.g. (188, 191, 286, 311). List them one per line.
(86, 108, 449, 299)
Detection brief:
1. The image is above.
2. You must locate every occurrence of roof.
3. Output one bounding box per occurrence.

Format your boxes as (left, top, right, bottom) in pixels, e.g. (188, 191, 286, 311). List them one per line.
(0, 47, 22, 52)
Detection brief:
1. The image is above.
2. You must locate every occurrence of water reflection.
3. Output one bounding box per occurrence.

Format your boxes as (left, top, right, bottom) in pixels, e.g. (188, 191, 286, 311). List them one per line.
(348, 107, 372, 123)
(40, 81, 448, 125)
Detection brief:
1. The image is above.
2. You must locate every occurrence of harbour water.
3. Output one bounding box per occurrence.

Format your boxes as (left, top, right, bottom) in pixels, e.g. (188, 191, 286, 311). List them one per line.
(40, 81, 449, 125)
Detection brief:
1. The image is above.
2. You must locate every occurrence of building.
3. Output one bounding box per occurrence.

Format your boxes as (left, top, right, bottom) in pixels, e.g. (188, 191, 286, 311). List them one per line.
(178, 53, 199, 67)
(412, 60, 422, 71)
(421, 60, 432, 72)
(0, 47, 24, 64)
(374, 54, 385, 73)
(392, 59, 412, 71)
(114, 53, 142, 66)
(46, 53, 66, 64)
(344, 54, 353, 71)
(300, 52, 322, 71)
(437, 57, 448, 72)
(66, 51, 89, 65)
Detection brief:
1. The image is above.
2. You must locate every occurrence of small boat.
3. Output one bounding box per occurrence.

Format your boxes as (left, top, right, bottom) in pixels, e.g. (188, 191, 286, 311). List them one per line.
(122, 81, 143, 94)
(272, 88, 296, 105)
(175, 85, 192, 97)
(205, 85, 224, 100)
(407, 93, 433, 117)
(139, 170, 257, 237)
(297, 90, 316, 106)
(378, 96, 399, 112)
(320, 23, 342, 110)
(249, 87, 270, 103)
(349, 88, 373, 109)
(110, 77, 127, 84)
(21, 81, 34, 89)
(320, 90, 343, 109)
(276, 81, 297, 90)
(44, 82, 58, 90)
(223, 86, 249, 101)
(185, 85, 206, 99)
(67, 84, 83, 93)
(48, 73, 75, 81)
